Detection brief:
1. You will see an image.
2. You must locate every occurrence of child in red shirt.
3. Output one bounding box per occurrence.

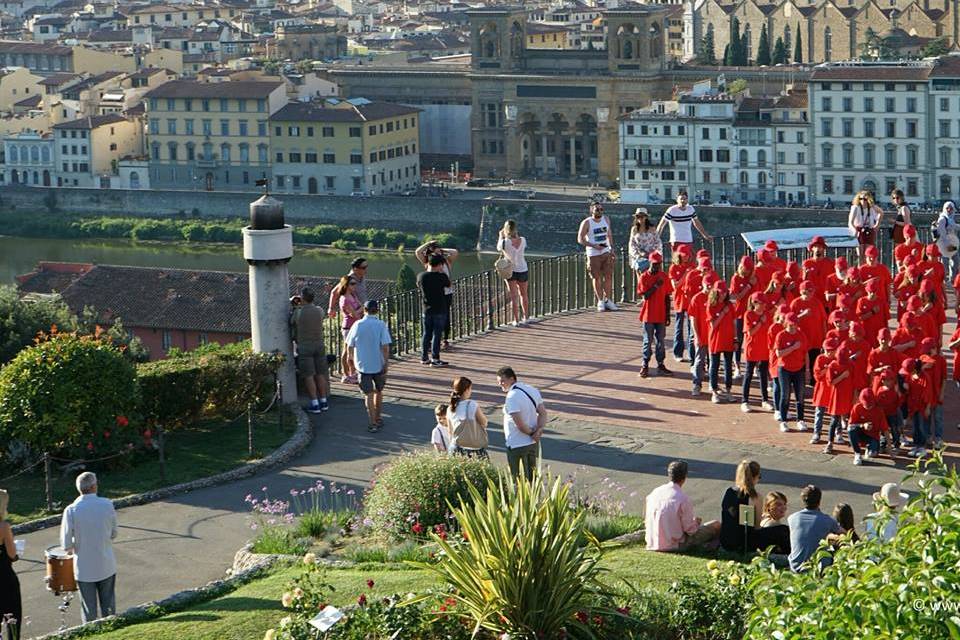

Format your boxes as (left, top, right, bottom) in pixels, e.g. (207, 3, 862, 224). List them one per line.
(894, 224, 924, 270)
(856, 280, 887, 344)
(729, 255, 757, 376)
(901, 357, 933, 458)
(688, 271, 717, 397)
(707, 281, 736, 403)
(824, 347, 855, 453)
(768, 304, 789, 422)
(810, 337, 841, 445)
(774, 313, 809, 433)
(791, 280, 827, 379)
(920, 337, 948, 448)
(920, 244, 946, 294)
(842, 321, 871, 391)
(668, 246, 694, 363)
(807, 236, 834, 296)
(868, 328, 901, 379)
(949, 324, 960, 385)
(858, 245, 892, 308)
(893, 264, 921, 320)
(825, 310, 849, 345)
(637, 251, 673, 378)
(872, 369, 903, 453)
(740, 293, 773, 413)
(848, 388, 887, 465)
(906, 295, 937, 343)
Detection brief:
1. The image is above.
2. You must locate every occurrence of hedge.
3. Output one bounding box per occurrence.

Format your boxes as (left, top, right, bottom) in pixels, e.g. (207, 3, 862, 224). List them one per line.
(137, 341, 284, 431)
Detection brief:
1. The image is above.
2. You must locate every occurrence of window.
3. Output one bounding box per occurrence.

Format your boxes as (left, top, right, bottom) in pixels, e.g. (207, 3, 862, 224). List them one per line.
(702, 170, 711, 183)
(701, 128, 710, 139)
(739, 149, 748, 166)
(186, 143, 195, 160)
(864, 144, 875, 169)
(843, 177, 853, 194)
(185, 119, 194, 135)
(842, 97, 852, 112)
(257, 100, 266, 112)
(386, 122, 394, 132)
(220, 98, 228, 112)
(369, 152, 376, 163)
(777, 172, 785, 185)
(289, 152, 301, 163)
(368, 125, 376, 135)
(258, 121, 267, 137)
(941, 175, 952, 194)
(907, 120, 918, 138)
(757, 150, 767, 167)
(777, 151, 785, 164)
(864, 97, 874, 112)
(864, 119, 875, 137)
(719, 170, 728, 183)
(307, 127, 314, 137)
(824, 27, 832, 60)
(220, 120, 229, 136)
(258, 145, 268, 163)
(350, 153, 362, 164)
(349, 126, 361, 137)
(797, 131, 804, 144)
(664, 125, 671, 135)
(238, 99, 246, 112)
(719, 128, 727, 140)
(220, 144, 230, 162)
(151, 143, 160, 160)
(842, 144, 853, 168)
(907, 178, 918, 196)
(168, 142, 177, 160)
(275, 152, 283, 162)
(821, 119, 833, 137)
(149, 118, 159, 135)
(699, 149, 713, 162)
(162, 331, 172, 351)
(325, 176, 335, 189)
(305, 152, 317, 163)
(716, 149, 730, 162)
(239, 144, 249, 163)
(885, 97, 895, 113)
(777, 131, 785, 143)
(202, 99, 210, 112)
(239, 121, 248, 136)
(275, 175, 284, 188)
(884, 120, 896, 138)
(292, 176, 300, 189)
(906, 145, 918, 169)
(322, 126, 334, 137)
(885, 178, 896, 194)
(822, 144, 833, 168)
(885, 145, 896, 170)
(906, 97, 917, 113)
(940, 120, 951, 138)
(739, 171, 748, 186)
(288, 126, 300, 136)
(202, 119, 212, 135)
(842, 119, 853, 137)
(323, 153, 336, 163)
(885, 83, 895, 91)
(940, 146, 952, 169)
(822, 177, 833, 193)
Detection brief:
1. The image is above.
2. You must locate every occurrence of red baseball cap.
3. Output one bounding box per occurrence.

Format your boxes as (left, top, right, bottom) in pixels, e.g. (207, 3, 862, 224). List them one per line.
(712, 280, 728, 292)
(702, 272, 719, 285)
(739, 255, 755, 270)
(749, 292, 766, 304)
(907, 295, 922, 311)
(698, 256, 713, 268)
(899, 357, 917, 376)
(823, 337, 841, 351)
(926, 243, 942, 258)
(859, 388, 876, 406)
(802, 258, 817, 270)
(865, 245, 879, 258)
(783, 312, 799, 325)
(829, 310, 847, 324)
(800, 280, 816, 292)
(849, 320, 864, 336)
(901, 311, 917, 326)
(771, 271, 786, 284)
(808, 235, 827, 250)
(865, 279, 881, 293)
(650, 251, 664, 264)
(696, 248, 711, 259)
(904, 224, 917, 237)
(777, 303, 791, 316)
(845, 267, 860, 280)
(677, 244, 693, 257)
(836, 256, 849, 271)
(764, 240, 779, 252)
(878, 327, 892, 342)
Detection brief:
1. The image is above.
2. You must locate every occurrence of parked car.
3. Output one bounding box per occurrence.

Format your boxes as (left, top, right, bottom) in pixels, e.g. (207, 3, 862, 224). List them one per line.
(525, 190, 536, 200)
(714, 198, 732, 207)
(350, 191, 368, 197)
(466, 179, 489, 187)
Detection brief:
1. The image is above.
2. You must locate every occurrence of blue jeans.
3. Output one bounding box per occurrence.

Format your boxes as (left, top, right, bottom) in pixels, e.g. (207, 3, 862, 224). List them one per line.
(691, 343, 707, 388)
(848, 426, 879, 456)
(886, 412, 903, 447)
(709, 351, 733, 391)
(772, 373, 781, 414)
(912, 412, 931, 447)
(421, 312, 447, 361)
(673, 311, 694, 360)
(778, 367, 805, 422)
(734, 318, 744, 366)
(642, 322, 666, 365)
(943, 254, 960, 281)
(741, 360, 769, 403)
(933, 405, 944, 440)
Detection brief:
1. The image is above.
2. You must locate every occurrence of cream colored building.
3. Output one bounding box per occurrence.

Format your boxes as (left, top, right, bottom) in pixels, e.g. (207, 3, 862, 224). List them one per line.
(0, 67, 43, 115)
(144, 79, 287, 191)
(128, 3, 240, 28)
(52, 113, 143, 188)
(269, 98, 421, 196)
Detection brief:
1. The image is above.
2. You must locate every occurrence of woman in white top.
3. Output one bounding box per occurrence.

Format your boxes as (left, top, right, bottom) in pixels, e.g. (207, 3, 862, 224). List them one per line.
(848, 190, 883, 263)
(496, 219, 530, 326)
(628, 208, 663, 284)
(445, 376, 489, 459)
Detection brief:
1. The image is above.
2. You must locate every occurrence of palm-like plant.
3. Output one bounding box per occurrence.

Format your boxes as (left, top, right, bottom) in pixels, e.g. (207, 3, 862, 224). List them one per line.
(415, 473, 605, 639)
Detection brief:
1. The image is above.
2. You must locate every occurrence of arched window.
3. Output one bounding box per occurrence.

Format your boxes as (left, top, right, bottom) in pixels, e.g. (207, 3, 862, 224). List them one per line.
(186, 142, 195, 161)
(239, 143, 249, 163)
(784, 25, 791, 51)
(258, 144, 268, 163)
(739, 171, 749, 185)
(758, 172, 767, 186)
(9, 146, 17, 163)
(739, 149, 748, 166)
(940, 146, 951, 169)
(130, 171, 140, 189)
(757, 149, 766, 167)
(30, 145, 39, 163)
(623, 39, 633, 59)
(202, 142, 213, 160)
(649, 22, 661, 59)
(824, 27, 832, 61)
(151, 142, 160, 161)
(168, 141, 178, 161)
(220, 143, 231, 163)
(41, 146, 50, 162)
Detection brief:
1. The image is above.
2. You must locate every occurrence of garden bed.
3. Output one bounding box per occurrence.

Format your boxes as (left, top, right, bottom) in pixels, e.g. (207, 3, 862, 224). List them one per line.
(5, 410, 295, 524)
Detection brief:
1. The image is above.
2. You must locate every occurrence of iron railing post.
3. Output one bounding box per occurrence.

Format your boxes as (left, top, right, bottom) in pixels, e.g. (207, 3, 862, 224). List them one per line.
(485, 271, 495, 331)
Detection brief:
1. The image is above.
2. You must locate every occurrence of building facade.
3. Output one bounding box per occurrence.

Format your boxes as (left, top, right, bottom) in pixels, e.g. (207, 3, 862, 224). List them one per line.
(143, 80, 287, 191)
(269, 98, 421, 196)
(1, 130, 54, 186)
(52, 113, 143, 188)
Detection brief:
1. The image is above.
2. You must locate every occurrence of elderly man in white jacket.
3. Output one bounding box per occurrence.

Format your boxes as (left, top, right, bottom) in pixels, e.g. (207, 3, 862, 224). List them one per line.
(934, 201, 960, 280)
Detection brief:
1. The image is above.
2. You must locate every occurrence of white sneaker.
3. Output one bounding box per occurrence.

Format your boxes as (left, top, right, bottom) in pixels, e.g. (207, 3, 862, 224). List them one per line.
(761, 401, 775, 411)
(711, 392, 721, 404)
(912, 447, 927, 458)
(809, 434, 822, 444)
(512, 320, 520, 327)
(773, 411, 782, 422)
(853, 453, 863, 466)
(604, 299, 619, 311)
(597, 300, 606, 312)
(796, 421, 809, 432)
(863, 450, 873, 459)
(779, 422, 790, 432)
(740, 402, 751, 413)
(823, 442, 834, 454)
(692, 386, 702, 397)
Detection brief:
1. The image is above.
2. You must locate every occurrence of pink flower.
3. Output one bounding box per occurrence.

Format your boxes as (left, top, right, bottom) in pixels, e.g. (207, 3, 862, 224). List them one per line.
(357, 594, 367, 606)
(115, 415, 129, 427)
(86, 442, 94, 451)
(366, 580, 375, 589)
(412, 522, 423, 534)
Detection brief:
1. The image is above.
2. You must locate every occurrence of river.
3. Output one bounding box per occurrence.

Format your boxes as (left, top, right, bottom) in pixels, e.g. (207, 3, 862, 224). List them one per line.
(0, 236, 493, 285)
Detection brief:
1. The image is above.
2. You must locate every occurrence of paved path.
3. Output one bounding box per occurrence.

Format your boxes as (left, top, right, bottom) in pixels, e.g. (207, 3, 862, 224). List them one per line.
(15, 305, 956, 638)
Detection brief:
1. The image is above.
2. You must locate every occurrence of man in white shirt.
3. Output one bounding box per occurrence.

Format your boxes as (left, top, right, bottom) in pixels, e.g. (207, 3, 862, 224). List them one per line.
(655, 192, 712, 252)
(496, 366, 547, 480)
(346, 299, 393, 432)
(60, 472, 118, 623)
(577, 202, 618, 312)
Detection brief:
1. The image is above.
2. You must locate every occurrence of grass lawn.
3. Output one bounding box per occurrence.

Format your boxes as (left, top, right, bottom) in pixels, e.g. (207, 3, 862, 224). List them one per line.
(85, 545, 710, 640)
(6, 410, 295, 524)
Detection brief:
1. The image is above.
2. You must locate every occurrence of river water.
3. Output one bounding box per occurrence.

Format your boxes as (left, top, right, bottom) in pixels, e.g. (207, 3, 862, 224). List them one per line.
(0, 236, 493, 285)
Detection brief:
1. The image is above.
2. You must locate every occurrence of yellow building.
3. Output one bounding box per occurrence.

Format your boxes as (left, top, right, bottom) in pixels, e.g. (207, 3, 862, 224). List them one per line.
(53, 113, 143, 188)
(0, 66, 42, 115)
(525, 22, 578, 50)
(144, 79, 287, 191)
(128, 3, 239, 28)
(269, 98, 420, 196)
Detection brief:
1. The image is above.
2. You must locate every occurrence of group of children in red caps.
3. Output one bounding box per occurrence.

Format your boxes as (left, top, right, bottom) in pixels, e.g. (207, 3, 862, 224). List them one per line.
(636, 223, 958, 465)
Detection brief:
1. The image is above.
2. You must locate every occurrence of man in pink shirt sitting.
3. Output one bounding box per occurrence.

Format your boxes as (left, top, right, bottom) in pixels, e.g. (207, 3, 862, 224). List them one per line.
(645, 460, 721, 552)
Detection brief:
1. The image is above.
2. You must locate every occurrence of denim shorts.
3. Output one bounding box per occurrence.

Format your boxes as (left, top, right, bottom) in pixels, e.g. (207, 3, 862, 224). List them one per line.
(632, 258, 650, 272)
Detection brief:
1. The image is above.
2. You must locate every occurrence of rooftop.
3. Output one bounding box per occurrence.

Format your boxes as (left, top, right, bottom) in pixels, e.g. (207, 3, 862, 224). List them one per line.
(52, 112, 127, 130)
(270, 99, 421, 123)
(144, 79, 284, 99)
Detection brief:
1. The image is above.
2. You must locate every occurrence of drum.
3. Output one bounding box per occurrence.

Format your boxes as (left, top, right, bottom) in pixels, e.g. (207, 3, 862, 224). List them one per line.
(45, 545, 77, 594)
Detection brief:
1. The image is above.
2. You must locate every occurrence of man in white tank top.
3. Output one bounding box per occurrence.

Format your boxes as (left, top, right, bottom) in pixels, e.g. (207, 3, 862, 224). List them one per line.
(578, 202, 618, 311)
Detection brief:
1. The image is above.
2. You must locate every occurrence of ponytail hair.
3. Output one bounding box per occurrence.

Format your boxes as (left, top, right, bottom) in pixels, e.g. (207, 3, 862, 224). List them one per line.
(449, 376, 472, 412)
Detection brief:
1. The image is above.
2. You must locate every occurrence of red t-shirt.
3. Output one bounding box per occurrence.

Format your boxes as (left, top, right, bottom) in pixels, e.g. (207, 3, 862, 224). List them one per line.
(809, 257, 835, 296)
(812, 354, 832, 408)
(688, 291, 710, 347)
(669, 263, 691, 312)
(790, 296, 827, 349)
(893, 278, 919, 319)
(637, 271, 672, 324)
(849, 402, 888, 440)
(856, 295, 887, 345)
(904, 373, 932, 415)
(891, 326, 922, 360)
(768, 321, 784, 372)
(824, 273, 843, 310)
(842, 336, 871, 389)
(920, 260, 946, 293)
(729, 273, 755, 318)
(921, 354, 947, 407)
(774, 328, 808, 372)
(708, 300, 736, 353)
(867, 347, 901, 378)
(743, 310, 770, 362)
(682, 268, 711, 314)
(894, 241, 923, 266)
(872, 381, 902, 417)
(951, 326, 960, 382)
(859, 263, 892, 300)
(827, 361, 855, 416)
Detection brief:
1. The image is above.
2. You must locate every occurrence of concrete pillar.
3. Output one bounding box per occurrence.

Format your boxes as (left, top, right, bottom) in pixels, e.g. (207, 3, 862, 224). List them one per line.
(243, 194, 297, 404)
(541, 133, 548, 174)
(569, 135, 577, 177)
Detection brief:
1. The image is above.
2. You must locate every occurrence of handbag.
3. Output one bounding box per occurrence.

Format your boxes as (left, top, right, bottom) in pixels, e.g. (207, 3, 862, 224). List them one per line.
(494, 254, 514, 280)
(857, 226, 876, 245)
(451, 401, 489, 449)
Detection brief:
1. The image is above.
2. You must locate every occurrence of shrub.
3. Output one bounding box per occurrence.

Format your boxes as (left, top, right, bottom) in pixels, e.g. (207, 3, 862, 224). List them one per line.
(0, 285, 75, 364)
(363, 452, 499, 539)
(0, 331, 139, 457)
(670, 574, 747, 640)
(136, 341, 282, 430)
(415, 474, 605, 639)
(131, 219, 182, 241)
(396, 264, 417, 292)
(743, 452, 960, 639)
(584, 513, 643, 542)
(331, 239, 357, 251)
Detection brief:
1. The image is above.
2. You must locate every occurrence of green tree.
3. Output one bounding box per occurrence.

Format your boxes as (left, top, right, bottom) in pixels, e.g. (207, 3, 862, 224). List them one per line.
(794, 24, 803, 63)
(860, 27, 894, 60)
(76, 307, 149, 362)
(396, 263, 417, 292)
(698, 28, 717, 65)
(728, 18, 743, 66)
(723, 43, 732, 66)
(772, 36, 787, 64)
(921, 36, 950, 58)
(0, 285, 75, 364)
(756, 24, 771, 65)
(727, 78, 749, 95)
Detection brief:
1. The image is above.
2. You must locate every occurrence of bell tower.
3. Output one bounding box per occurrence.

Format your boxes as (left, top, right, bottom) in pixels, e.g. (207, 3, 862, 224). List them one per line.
(468, 7, 527, 72)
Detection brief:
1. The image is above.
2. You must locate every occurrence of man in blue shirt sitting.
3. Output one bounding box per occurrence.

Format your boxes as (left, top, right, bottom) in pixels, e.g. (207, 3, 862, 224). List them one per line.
(787, 484, 844, 572)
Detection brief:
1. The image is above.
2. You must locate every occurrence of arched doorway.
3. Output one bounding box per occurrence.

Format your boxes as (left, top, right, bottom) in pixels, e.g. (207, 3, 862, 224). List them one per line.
(205, 172, 214, 191)
(308, 177, 318, 194)
(574, 113, 598, 177)
(129, 171, 140, 189)
(518, 113, 540, 174)
(546, 113, 570, 176)
(42, 170, 50, 186)
(11, 170, 18, 184)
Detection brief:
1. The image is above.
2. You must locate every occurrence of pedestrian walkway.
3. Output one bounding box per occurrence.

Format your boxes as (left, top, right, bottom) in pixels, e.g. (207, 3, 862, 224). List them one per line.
(15, 305, 954, 638)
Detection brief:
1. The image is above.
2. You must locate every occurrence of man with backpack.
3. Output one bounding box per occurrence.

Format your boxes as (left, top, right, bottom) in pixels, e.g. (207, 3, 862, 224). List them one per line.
(496, 366, 548, 481)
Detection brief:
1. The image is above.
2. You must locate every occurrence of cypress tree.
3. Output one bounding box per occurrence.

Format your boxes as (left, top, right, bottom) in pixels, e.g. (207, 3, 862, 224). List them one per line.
(728, 18, 742, 65)
(723, 43, 732, 66)
(698, 29, 717, 65)
(756, 24, 771, 65)
(794, 24, 803, 63)
(772, 36, 787, 64)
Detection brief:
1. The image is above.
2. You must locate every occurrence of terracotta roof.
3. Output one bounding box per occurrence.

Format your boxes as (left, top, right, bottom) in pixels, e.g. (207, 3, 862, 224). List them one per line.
(17, 263, 394, 334)
(38, 72, 81, 86)
(930, 55, 960, 77)
(144, 79, 283, 98)
(53, 112, 127, 129)
(810, 64, 931, 81)
(0, 40, 72, 55)
(270, 100, 421, 123)
(81, 29, 133, 42)
(14, 93, 42, 108)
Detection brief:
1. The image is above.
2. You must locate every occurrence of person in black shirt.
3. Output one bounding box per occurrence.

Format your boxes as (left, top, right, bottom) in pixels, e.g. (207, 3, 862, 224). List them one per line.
(417, 253, 451, 366)
(720, 460, 790, 554)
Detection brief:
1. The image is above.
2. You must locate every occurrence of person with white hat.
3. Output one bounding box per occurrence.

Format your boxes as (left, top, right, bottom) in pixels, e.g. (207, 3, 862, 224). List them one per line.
(864, 482, 909, 543)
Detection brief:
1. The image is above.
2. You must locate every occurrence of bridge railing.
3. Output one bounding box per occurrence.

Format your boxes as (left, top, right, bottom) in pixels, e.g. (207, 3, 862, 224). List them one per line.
(319, 225, 931, 369)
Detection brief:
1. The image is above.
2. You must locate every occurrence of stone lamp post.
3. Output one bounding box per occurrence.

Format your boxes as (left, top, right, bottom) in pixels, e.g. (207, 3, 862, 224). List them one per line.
(243, 193, 297, 404)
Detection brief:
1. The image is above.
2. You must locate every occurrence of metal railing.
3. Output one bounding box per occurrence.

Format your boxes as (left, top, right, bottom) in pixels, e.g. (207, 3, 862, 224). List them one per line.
(318, 224, 933, 370)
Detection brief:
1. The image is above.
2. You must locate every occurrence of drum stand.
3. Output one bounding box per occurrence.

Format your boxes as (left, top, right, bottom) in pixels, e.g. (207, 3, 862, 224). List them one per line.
(56, 591, 75, 632)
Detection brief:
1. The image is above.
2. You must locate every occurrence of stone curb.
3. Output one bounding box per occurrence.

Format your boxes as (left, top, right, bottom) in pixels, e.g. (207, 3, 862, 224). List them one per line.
(232, 543, 357, 574)
(31, 555, 282, 640)
(13, 408, 314, 536)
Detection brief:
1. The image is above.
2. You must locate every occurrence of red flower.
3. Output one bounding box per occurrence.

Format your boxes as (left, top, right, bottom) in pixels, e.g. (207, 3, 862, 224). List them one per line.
(357, 594, 367, 606)
(411, 522, 423, 534)
(366, 580, 375, 589)
(143, 429, 152, 439)
(616, 607, 631, 615)
(86, 442, 94, 451)
(574, 611, 588, 624)
(444, 597, 457, 607)
(439, 605, 447, 612)
(115, 415, 129, 428)
(438, 531, 448, 541)
(103, 430, 111, 439)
